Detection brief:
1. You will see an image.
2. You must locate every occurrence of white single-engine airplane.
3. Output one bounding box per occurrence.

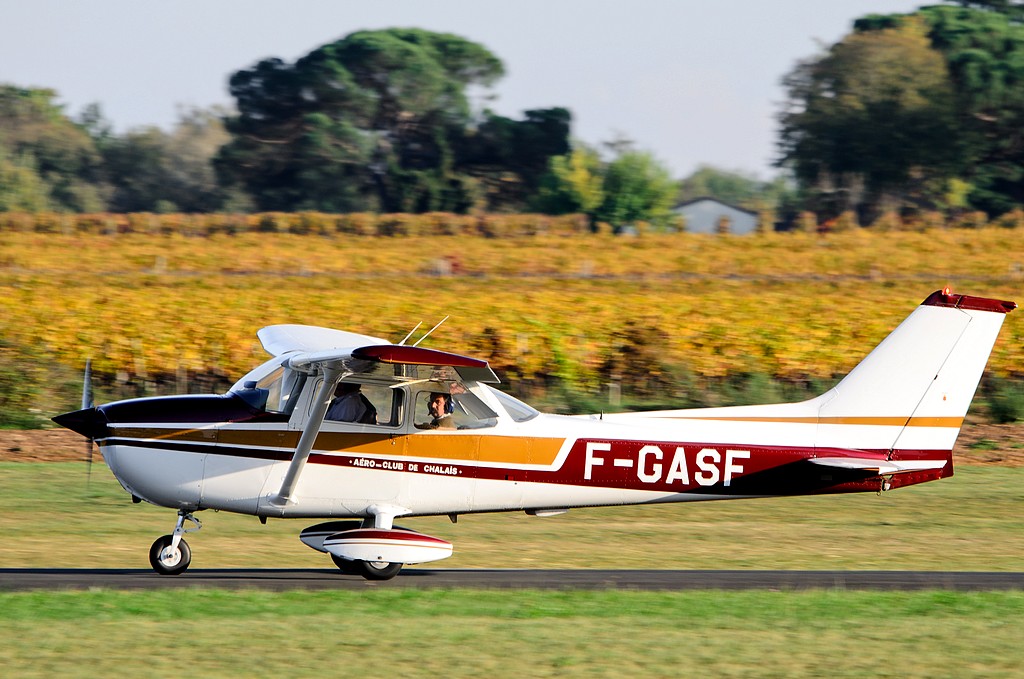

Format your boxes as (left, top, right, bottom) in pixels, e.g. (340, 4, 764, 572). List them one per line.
(54, 289, 1015, 579)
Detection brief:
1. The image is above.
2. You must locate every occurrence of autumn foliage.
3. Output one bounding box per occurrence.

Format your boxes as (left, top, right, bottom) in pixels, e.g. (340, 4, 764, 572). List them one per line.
(0, 223, 1020, 415)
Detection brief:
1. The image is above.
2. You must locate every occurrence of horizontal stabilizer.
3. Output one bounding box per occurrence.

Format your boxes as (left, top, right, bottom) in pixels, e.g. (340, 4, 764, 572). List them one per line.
(808, 457, 947, 474)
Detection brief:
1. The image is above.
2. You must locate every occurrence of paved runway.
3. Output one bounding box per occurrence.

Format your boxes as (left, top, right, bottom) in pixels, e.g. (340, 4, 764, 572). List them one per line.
(2, 568, 1022, 591)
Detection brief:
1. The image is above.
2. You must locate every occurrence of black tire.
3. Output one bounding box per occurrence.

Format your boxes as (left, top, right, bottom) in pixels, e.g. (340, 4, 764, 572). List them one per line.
(149, 534, 191, 575)
(329, 553, 361, 575)
(356, 560, 403, 581)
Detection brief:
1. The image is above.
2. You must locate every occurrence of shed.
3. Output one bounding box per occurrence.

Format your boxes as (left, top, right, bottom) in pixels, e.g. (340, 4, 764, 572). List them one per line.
(674, 197, 759, 235)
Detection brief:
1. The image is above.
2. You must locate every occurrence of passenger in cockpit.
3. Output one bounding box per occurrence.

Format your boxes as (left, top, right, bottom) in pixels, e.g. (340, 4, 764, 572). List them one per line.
(326, 382, 377, 424)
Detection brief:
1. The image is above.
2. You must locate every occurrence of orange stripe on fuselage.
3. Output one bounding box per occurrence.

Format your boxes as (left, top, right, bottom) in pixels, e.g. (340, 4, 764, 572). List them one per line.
(315, 432, 566, 465)
(111, 426, 566, 466)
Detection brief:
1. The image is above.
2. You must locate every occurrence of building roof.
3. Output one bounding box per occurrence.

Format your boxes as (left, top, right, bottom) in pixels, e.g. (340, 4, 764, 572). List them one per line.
(674, 196, 758, 217)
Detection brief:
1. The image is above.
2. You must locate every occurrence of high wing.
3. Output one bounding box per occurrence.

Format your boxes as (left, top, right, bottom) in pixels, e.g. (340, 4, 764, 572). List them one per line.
(257, 324, 390, 357)
(285, 345, 499, 384)
(263, 324, 498, 507)
(258, 324, 499, 384)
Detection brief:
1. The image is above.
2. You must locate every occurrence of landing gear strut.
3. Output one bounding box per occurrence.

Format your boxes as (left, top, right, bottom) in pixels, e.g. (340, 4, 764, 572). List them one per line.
(149, 510, 201, 575)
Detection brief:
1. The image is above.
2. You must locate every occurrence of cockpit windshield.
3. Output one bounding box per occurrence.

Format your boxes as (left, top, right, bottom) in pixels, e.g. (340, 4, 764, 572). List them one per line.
(483, 385, 540, 422)
(230, 359, 306, 414)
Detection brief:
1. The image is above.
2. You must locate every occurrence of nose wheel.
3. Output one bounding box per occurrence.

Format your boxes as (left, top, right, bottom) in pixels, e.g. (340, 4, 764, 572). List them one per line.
(149, 535, 191, 575)
(149, 510, 201, 575)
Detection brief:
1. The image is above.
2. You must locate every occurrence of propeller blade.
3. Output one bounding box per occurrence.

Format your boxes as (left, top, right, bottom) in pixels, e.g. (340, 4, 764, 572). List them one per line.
(86, 437, 95, 488)
(81, 359, 93, 409)
(82, 359, 94, 487)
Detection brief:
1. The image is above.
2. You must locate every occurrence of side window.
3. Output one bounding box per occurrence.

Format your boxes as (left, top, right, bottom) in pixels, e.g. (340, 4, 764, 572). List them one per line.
(363, 384, 402, 427)
(321, 380, 402, 427)
(414, 388, 497, 430)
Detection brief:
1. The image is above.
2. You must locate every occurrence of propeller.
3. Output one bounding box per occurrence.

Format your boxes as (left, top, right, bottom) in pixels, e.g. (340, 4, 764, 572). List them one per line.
(82, 359, 95, 487)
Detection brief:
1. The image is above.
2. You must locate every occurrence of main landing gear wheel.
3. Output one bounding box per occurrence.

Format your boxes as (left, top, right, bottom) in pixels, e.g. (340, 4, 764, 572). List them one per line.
(329, 554, 403, 580)
(149, 535, 191, 575)
(329, 553, 361, 575)
(357, 560, 403, 581)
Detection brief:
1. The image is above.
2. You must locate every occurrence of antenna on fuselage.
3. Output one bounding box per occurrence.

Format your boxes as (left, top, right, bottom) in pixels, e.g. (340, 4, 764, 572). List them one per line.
(397, 322, 422, 346)
(412, 315, 449, 347)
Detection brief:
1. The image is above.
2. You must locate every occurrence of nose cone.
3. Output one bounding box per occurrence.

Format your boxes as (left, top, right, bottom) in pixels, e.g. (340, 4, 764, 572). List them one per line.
(52, 407, 109, 440)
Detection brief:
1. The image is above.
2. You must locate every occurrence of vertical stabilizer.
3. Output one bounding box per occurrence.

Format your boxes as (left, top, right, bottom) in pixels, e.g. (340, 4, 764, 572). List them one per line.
(815, 290, 1015, 452)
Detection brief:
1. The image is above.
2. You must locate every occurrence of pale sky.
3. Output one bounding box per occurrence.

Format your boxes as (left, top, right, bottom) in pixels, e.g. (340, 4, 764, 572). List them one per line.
(0, 0, 928, 178)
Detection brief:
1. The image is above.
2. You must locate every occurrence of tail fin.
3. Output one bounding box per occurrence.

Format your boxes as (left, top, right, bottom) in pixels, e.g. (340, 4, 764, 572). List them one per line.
(605, 290, 1013, 464)
(815, 289, 1015, 453)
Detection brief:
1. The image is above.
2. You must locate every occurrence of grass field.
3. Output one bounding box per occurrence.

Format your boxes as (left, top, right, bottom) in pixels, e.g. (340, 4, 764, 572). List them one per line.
(2, 588, 1023, 678)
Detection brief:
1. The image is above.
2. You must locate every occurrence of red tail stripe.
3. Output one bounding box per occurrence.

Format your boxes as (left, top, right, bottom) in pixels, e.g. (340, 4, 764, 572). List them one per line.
(922, 290, 1016, 314)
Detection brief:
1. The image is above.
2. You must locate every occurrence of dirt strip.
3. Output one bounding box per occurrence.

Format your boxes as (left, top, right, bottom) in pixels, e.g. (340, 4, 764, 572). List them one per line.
(2, 424, 1022, 466)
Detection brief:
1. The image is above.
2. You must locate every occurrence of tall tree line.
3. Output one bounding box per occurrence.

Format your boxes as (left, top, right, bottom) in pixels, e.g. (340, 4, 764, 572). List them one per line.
(0, 29, 581, 217)
(5, 8, 1024, 225)
(777, 1, 1024, 221)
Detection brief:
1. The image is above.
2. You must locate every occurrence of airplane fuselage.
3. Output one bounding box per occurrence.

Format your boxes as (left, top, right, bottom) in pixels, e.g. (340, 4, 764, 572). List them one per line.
(96, 390, 950, 520)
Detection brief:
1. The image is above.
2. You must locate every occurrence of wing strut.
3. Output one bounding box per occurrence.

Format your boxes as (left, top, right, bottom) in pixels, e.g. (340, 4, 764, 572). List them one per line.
(270, 367, 343, 507)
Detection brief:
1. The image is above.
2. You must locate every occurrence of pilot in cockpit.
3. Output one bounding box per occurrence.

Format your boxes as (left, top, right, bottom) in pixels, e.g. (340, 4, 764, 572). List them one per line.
(416, 392, 456, 430)
(326, 382, 377, 424)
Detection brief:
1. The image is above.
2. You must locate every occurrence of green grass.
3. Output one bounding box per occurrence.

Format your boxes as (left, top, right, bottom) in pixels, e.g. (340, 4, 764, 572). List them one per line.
(3, 463, 1023, 677)
(0, 589, 1022, 677)
(2, 462, 1023, 571)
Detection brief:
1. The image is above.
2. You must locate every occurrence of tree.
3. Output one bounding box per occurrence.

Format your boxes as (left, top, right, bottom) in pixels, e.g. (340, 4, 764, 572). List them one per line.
(0, 86, 108, 211)
(97, 126, 170, 212)
(596, 149, 677, 230)
(95, 106, 235, 213)
(460, 107, 571, 211)
(850, 5, 1024, 215)
(777, 18, 961, 220)
(677, 165, 792, 210)
(533, 145, 605, 217)
(922, 5, 1024, 213)
(947, 1, 1024, 20)
(0, 148, 49, 211)
(164, 107, 237, 211)
(216, 28, 569, 213)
